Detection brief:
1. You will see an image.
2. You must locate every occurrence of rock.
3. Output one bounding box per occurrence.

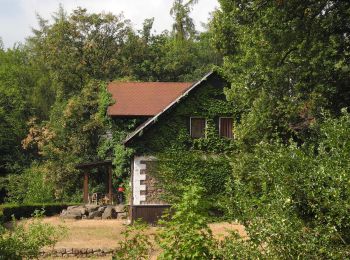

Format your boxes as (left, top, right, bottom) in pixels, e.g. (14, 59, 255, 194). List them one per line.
(98, 206, 106, 213)
(117, 212, 127, 219)
(102, 207, 117, 219)
(86, 205, 99, 213)
(62, 206, 84, 217)
(57, 248, 66, 254)
(88, 210, 102, 219)
(67, 206, 79, 210)
(61, 212, 81, 219)
(80, 207, 87, 215)
(114, 204, 125, 212)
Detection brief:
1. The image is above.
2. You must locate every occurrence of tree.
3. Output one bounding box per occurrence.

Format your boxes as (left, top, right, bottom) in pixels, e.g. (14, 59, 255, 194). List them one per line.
(212, 0, 350, 145)
(170, 0, 199, 40)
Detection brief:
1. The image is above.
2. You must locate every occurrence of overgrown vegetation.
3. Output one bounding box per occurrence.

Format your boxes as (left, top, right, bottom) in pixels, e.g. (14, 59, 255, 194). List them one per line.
(1, 0, 350, 258)
(0, 211, 66, 259)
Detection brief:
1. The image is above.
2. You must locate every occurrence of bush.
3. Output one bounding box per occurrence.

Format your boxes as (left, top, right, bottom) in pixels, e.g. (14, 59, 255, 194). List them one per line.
(222, 110, 350, 258)
(158, 185, 215, 259)
(0, 203, 76, 223)
(0, 210, 66, 259)
(114, 221, 154, 260)
(6, 164, 55, 204)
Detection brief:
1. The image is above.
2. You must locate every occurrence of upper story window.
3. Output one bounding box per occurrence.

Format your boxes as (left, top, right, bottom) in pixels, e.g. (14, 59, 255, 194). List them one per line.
(219, 117, 233, 138)
(190, 117, 206, 138)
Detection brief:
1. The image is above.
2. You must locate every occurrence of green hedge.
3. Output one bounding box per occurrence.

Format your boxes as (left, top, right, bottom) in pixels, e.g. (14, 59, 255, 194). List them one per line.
(0, 203, 78, 222)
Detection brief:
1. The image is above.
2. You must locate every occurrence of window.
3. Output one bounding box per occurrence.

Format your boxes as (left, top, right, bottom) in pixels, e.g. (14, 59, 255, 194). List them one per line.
(219, 117, 233, 138)
(190, 117, 206, 138)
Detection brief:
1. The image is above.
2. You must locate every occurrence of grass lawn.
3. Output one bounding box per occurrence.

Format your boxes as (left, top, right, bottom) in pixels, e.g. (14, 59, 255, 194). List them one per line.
(18, 216, 246, 259)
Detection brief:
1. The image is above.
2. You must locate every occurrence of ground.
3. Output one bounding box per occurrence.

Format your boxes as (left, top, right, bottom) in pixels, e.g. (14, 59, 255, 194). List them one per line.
(21, 216, 246, 259)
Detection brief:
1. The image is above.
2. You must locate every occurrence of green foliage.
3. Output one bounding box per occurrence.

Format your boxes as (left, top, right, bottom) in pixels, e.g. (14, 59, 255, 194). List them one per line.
(156, 150, 231, 206)
(6, 164, 54, 204)
(22, 79, 109, 199)
(158, 185, 215, 259)
(212, 0, 350, 145)
(222, 111, 350, 258)
(0, 211, 66, 259)
(113, 221, 153, 260)
(0, 203, 77, 223)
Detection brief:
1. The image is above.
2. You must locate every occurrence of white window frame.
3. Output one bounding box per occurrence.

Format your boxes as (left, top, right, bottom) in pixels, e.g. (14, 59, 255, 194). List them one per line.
(190, 117, 207, 138)
(219, 117, 234, 138)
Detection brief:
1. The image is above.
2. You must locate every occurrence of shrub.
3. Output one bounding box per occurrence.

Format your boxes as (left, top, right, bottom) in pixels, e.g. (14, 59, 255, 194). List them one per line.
(113, 221, 154, 260)
(0, 203, 76, 223)
(222, 110, 350, 258)
(0, 210, 66, 259)
(6, 164, 55, 204)
(157, 185, 215, 259)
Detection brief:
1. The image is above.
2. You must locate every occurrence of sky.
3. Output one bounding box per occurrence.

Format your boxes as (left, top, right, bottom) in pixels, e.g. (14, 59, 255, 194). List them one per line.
(0, 0, 219, 48)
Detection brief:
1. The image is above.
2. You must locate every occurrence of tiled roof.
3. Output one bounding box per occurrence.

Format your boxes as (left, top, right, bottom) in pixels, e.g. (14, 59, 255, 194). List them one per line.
(123, 71, 215, 145)
(107, 82, 193, 116)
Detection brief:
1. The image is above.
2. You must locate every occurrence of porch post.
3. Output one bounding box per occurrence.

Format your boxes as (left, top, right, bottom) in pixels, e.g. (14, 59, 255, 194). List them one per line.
(83, 171, 89, 204)
(108, 165, 112, 201)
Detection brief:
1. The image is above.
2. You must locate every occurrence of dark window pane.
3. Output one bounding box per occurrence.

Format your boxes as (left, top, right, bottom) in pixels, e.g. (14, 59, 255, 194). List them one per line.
(220, 118, 233, 138)
(191, 118, 206, 138)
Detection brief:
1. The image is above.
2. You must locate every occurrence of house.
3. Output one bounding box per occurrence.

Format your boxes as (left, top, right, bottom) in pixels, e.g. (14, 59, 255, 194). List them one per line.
(107, 71, 233, 223)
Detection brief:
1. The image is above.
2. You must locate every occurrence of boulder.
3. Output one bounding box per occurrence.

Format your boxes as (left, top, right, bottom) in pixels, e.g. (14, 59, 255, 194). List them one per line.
(67, 206, 79, 211)
(61, 212, 81, 219)
(88, 210, 102, 219)
(114, 204, 125, 213)
(98, 206, 106, 213)
(117, 212, 127, 220)
(86, 205, 99, 213)
(102, 206, 117, 219)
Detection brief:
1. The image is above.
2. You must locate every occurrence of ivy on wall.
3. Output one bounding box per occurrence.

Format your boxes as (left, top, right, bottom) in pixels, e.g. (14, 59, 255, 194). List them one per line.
(116, 73, 236, 205)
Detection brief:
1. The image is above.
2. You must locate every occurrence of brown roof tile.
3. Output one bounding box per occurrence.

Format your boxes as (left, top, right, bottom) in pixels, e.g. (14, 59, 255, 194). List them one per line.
(107, 82, 193, 116)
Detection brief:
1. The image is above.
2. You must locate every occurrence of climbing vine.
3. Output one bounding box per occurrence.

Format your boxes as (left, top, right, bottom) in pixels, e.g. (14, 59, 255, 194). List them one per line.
(117, 73, 236, 205)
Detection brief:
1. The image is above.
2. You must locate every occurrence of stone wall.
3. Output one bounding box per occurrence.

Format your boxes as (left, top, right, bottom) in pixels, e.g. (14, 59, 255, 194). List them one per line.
(133, 156, 166, 205)
(40, 247, 117, 258)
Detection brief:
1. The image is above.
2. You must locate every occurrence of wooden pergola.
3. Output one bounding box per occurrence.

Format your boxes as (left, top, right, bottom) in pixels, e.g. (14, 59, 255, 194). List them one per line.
(76, 160, 113, 204)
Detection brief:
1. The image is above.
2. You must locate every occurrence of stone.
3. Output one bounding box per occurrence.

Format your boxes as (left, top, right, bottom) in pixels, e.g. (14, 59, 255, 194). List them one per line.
(67, 205, 79, 210)
(102, 206, 117, 219)
(80, 207, 87, 215)
(61, 212, 81, 219)
(57, 248, 66, 254)
(88, 210, 102, 219)
(114, 204, 125, 212)
(117, 212, 127, 219)
(98, 206, 106, 213)
(85, 205, 99, 213)
(66, 248, 73, 254)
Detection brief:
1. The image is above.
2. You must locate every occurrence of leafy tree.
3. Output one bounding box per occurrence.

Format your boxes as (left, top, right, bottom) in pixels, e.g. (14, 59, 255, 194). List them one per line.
(27, 6, 133, 98)
(222, 111, 350, 258)
(170, 0, 198, 40)
(212, 0, 350, 145)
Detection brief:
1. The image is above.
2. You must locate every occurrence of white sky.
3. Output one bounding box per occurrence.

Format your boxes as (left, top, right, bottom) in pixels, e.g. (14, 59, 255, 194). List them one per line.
(0, 0, 219, 48)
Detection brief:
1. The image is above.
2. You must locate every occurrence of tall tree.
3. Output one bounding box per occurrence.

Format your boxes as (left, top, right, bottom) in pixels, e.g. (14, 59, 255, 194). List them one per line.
(170, 0, 198, 40)
(212, 0, 350, 144)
